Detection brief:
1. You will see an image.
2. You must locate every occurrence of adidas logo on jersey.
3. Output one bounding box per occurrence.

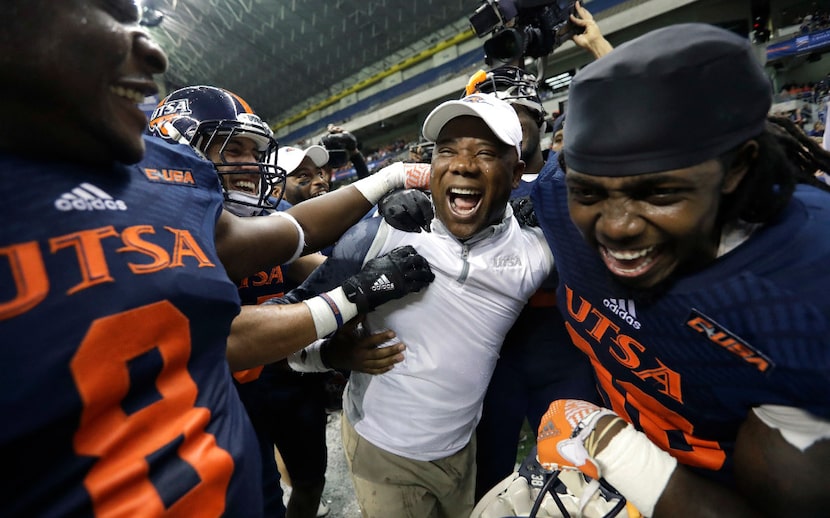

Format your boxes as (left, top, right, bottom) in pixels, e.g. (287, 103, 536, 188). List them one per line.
(602, 298, 642, 330)
(55, 183, 127, 212)
(370, 274, 395, 292)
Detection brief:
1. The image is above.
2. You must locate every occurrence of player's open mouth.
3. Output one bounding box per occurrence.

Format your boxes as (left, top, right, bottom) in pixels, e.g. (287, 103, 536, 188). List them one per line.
(231, 179, 258, 194)
(448, 187, 482, 217)
(110, 85, 146, 103)
(600, 245, 659, 278)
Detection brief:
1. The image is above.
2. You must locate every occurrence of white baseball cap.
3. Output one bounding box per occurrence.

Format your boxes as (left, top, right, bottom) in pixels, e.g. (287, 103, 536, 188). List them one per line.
(422, 93, 522, 156)
(277, 145, 329, 175)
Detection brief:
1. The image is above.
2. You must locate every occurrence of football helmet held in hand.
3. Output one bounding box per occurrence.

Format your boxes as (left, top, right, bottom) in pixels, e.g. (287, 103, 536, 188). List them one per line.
(471, 446, 629, 518)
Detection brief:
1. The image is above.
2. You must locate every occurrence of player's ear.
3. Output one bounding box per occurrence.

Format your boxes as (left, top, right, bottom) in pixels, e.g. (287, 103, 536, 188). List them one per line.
(722, 140, 758, 194)
(511, 158, 526, 190)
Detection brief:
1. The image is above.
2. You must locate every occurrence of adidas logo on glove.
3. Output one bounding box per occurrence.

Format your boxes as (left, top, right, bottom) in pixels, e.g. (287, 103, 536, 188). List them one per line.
(370, 274, 395, 292)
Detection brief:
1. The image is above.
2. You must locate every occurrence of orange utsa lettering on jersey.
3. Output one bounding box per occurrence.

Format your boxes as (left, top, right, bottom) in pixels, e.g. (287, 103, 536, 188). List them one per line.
(635, 359, 683, 401)
(143, 167, 196, 186)
(164, 226, 215, 268)
(0, 241, 49, 320)
(239, 267, 283, 289)
(233, 365, 264, 384)
(563, 285, 727, 470)
(686, 312, 772, 372)
(0, 225, 216, 320)
(118, 225, 176, 274)
(563, 285, 682, 402)
(253, 266, 283, 287)
(72, 302, 232, 516)
(119, 225, 215, 272)
(565, 323, 725, 470)
(609, 332, 645, 369)
(50, 226, 120, 295)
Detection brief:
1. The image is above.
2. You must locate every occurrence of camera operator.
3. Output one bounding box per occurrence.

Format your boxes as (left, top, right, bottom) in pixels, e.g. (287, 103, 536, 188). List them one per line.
(320, 124, 370, 187)
(408, 141, 435, 164)
(470, 0, 611, 66)
(460, 8, 613, 503)
(568, 1, 613, 58)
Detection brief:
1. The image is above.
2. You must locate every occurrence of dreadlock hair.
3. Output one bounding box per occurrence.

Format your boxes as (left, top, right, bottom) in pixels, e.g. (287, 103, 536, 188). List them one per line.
(719, 115, 830, 225)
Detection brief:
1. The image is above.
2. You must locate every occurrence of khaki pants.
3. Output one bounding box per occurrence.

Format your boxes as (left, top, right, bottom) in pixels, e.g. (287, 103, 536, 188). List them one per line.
(341, 413, 476, 518)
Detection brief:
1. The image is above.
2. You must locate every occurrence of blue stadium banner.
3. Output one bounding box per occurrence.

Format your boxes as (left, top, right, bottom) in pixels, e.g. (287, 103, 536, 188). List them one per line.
(767, 28, 830, 60)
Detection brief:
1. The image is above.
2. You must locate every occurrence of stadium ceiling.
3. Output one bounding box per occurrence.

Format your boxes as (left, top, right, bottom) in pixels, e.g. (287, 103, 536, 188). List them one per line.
(144, 0, 474, 127)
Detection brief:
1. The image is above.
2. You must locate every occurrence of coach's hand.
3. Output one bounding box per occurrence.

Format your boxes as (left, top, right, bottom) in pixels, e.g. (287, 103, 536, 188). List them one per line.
(341, 245, 434, 313)
(324, 317, 405, 374)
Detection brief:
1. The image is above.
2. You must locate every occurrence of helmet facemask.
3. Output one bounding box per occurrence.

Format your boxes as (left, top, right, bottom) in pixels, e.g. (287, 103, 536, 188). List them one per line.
(466, 66, 547, 127)
(147, 85, 287, 217)
(196, 119, 286, 217)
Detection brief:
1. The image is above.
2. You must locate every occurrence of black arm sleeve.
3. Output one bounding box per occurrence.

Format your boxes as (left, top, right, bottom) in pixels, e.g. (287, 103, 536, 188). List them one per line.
(267, 217, 383, 305)
(351, 152, 371, 180)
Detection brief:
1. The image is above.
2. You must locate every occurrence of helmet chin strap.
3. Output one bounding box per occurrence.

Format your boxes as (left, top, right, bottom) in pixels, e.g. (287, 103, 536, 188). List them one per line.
(162, 122, 209, 160)
(224, 190, 273, 217)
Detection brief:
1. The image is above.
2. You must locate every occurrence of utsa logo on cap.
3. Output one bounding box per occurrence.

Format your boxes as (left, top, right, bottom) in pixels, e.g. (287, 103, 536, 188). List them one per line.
(422, 92, 523, 156)
(462, 93, 493, 105)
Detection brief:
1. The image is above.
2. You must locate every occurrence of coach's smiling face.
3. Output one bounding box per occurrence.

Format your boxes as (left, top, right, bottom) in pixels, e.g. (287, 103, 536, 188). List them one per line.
(430, 116, 524, 240)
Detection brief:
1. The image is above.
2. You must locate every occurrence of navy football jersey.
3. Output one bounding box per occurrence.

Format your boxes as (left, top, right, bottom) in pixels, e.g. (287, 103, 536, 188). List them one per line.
(532, 167, 830, 484)
(231, 228, 285, 384)
(0, 138, 263, 516)
(237, 262, 285, 306)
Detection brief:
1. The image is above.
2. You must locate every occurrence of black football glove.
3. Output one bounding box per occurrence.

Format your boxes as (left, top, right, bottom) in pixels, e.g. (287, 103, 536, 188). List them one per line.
(379, 189, 433, 233)
(509, 196, 538, 228)
(321, 131, 358, 152)
(341, 245, 434, 313)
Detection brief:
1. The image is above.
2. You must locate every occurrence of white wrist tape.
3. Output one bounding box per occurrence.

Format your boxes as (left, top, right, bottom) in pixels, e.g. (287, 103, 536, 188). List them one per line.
(302, 286, 359, 339)
(271, 211, 305, 263)
(595, 423, 677, 517)
(287, 339, 332, 372)
(352, 162, 407, 205)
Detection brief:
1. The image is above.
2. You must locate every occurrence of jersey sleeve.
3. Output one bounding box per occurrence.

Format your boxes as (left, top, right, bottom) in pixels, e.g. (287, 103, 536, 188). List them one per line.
(269, 217, 384, 304)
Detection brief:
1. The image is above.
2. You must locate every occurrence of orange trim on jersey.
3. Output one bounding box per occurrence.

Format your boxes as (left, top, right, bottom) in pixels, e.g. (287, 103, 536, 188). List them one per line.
(233, 365, 264, 384)
(528, 289, 557, 308)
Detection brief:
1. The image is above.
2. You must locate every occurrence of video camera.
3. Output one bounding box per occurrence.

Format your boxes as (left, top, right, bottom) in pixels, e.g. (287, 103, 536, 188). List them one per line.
(469, 0, 581, 64)
(408, 141, 435, 163)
